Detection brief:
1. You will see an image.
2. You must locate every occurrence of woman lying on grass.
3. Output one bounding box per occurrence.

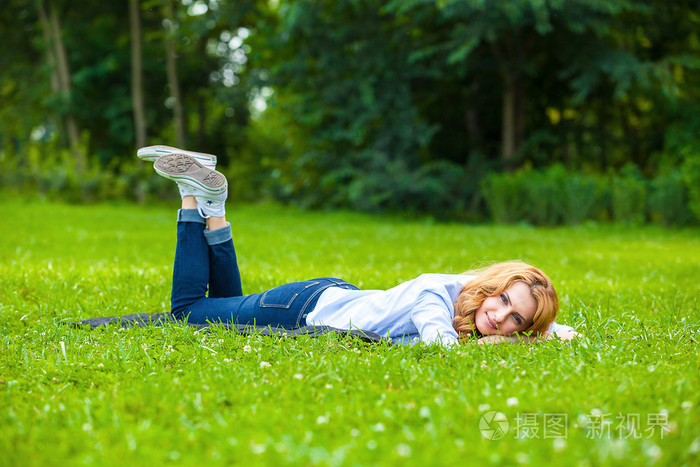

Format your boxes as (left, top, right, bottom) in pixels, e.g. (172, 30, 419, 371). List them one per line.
(140, 145, 579, 346)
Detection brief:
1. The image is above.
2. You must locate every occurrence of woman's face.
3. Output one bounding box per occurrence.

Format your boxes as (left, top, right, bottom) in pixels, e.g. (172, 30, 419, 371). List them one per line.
(474, 281, 537, 336)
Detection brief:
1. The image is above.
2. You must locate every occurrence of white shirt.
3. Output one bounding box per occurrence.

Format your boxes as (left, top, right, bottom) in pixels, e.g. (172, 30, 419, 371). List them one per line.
(307, 273, 575, 345)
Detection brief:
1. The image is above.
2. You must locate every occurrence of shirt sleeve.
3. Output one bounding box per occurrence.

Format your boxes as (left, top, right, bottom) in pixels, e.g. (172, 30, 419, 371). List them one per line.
(410, 290, 460, 346)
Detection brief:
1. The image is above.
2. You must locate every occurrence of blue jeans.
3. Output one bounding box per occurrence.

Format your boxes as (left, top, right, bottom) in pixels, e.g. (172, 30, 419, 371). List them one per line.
(171, 209, 358, 327)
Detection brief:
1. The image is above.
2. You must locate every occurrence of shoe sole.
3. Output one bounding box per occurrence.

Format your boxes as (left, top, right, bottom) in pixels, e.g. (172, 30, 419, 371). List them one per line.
(138, 145, 217, 168)
(154, 154, 227, 195)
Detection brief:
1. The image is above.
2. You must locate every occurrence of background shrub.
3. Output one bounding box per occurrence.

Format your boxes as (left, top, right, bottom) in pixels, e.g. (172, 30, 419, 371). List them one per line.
(611, 164, 647, 225)
(481, 170, 529, 224)
(521, 166, 566, 226)
(648, 170, 692, 226)
(1, 144, 694, 226)
(480, 164, 692, 226)
(0, 144, 177, 204)
(482, 165, 609, 226)
(561, 171, 608, 225)
(681, 146, 700, 222)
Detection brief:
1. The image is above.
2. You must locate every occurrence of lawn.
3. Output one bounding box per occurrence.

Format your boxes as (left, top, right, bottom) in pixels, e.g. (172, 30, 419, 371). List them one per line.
(1, 200, 698, 466)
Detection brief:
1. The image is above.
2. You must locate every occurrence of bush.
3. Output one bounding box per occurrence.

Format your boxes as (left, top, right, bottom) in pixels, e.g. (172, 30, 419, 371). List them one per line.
(481, 170, 530, 224)
(681, 146, 700, 222)
(403, 161, 476, 219)
(561, 171, 608, 225)
(2, 142, 695, 226)
(336, 158, 475, 220)
(482, 165, 608, 226)
(522, 166, 566, 225)
(481, 164, 693, 226)
(0, 143, 178, 204)
(648, 170, 692, 226)
(611, 164, 647, 225)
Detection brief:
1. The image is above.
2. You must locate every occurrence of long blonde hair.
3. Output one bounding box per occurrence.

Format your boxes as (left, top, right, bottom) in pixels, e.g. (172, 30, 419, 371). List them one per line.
(453, 261, 559, 340)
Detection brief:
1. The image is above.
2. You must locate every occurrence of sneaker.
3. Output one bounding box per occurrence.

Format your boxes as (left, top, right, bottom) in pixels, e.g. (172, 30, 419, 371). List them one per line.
(154, 154, 228, 218)
(138, 145, 217, 170)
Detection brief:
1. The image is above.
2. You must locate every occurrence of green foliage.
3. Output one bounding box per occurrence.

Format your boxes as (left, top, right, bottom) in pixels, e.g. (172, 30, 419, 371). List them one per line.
(2, 0, 700, 219)
(560, 171, 608, 225)
(259, 0, 445, 213)
(482, 164, 694, 226)
(648, 169, 692, 226)
(611, 164, 647, 225)
(481, 170, 529, 224)
(681, 145, 700, 220)
(0, 0, 266, 164)
(482, 165, 608, 226)
(254, 0, 700, 214)
(522, 167, 570, 226)
(383, 0, 687, 167)
(1, 202, 699, 465)
(3, 145, 694, 227)
(0, 144, 176, 204)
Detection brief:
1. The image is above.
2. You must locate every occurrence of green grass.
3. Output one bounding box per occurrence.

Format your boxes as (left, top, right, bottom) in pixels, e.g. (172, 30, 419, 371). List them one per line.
(1, 200, 699, 466)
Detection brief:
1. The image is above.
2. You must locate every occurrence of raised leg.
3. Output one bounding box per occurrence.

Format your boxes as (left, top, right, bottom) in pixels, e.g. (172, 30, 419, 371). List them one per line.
(205, 222, 243, 298)
(170, 207, 210, 319)
(154, 154, 244, 317)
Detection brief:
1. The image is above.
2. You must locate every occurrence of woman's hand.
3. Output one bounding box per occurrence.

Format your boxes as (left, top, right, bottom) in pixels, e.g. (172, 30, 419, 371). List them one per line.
(550, 330, 581, 341)
(476, 330, 581, 345)
(476, 335, 509, 345)
(476, 334, 536, 345)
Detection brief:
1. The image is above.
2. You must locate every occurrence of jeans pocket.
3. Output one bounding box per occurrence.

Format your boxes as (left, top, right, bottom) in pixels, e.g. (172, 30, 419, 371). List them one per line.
(260, 281, 320, 309)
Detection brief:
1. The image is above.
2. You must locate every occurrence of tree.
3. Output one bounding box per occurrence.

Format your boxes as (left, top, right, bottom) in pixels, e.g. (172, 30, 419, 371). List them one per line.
(129, 0, 147, 149)
(162, 0, 186, 148)
(1, 0, 267, 171)
(0, 2, 46, 150)
(260, 0, 452, 211)
(35, 0, 85, 170)
(386, 0, 657, 164)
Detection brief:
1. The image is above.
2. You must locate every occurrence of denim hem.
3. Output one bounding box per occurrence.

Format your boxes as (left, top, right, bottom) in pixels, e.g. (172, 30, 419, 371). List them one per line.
(178, 209, 206, 224)
(204, 223, 232, 245)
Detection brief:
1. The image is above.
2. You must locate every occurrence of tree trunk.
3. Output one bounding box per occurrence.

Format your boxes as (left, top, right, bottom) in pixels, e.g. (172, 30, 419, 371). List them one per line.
(48, 1, 84, 170)
(491, 39, 526, 165)
(465, 82, 482, 160)
(36, 4, 60, 94)
(129, 0, 147, 149)
(501, 76, 517, 162)
(514, 76, 525, 153)
(163, 0, 186, 148)
(37, 0, 85, 171)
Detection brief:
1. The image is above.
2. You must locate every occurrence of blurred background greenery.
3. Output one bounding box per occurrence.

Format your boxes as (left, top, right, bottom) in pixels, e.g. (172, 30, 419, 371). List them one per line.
(1, 0, 699, 225)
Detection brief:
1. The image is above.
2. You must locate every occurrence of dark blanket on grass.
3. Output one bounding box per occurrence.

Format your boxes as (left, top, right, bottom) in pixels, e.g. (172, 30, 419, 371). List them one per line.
(68, 312, 384, 343)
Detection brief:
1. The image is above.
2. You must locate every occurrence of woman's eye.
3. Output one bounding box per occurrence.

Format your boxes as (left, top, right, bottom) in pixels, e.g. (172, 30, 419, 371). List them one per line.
(500, 294, 507, 304)
(513, 315, 522, 325)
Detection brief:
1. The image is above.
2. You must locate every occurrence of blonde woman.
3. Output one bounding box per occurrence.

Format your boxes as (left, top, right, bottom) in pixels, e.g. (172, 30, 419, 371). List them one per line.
(141, 147, 578, 346)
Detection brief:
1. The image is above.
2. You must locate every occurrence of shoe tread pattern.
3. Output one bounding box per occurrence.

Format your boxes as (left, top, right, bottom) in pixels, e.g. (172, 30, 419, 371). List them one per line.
(154, 154, 226, 193)
(157, 154, 196, 173)
(202, 171, 226, 188)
